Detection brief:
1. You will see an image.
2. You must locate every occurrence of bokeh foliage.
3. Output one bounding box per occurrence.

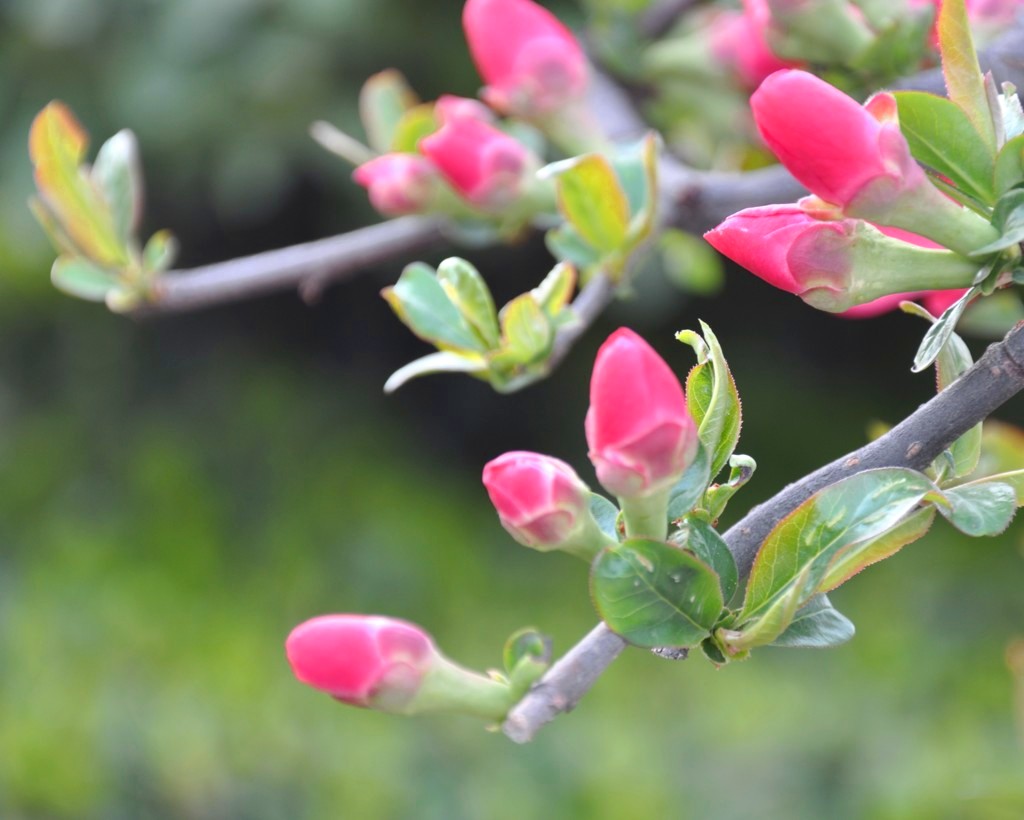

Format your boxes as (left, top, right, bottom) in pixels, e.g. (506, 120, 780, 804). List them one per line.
(2, 1, 1024, 817)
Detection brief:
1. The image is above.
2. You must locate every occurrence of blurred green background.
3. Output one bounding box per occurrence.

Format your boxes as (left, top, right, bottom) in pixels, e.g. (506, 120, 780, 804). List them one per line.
(3, 1, 1024, 817)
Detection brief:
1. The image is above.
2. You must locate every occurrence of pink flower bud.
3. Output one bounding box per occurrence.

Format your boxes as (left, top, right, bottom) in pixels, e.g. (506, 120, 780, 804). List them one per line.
(704, 204, 980, 312)
(709, 9, 796, 88)
(352, 154, 439, 216)
(585, 328, 699, 500)
(435, 94, 496, 125)
(286, 615, 435, 711)
(483, 451, 593, 550)
(463, 0, 588, 118)
(419, 118, 534, 208)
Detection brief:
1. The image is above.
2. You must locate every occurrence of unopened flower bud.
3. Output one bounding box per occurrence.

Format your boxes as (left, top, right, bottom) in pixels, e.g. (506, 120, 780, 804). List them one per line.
(419, 118, 534, 208)
(585, 328, 699, 502)
(352, 154, 439, 216)
(704, 204, 980, 312)
(483, 451, 610, 559)
(751, 70, 999, 255)
(463, 0, 588, 119)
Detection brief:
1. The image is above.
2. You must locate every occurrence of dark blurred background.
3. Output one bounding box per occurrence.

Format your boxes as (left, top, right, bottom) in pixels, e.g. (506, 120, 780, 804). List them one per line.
(2, 1, 1024, 817)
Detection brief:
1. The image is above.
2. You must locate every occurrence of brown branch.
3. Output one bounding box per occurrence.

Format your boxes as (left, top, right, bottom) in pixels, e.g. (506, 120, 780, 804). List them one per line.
(501, 322, 1024, 743)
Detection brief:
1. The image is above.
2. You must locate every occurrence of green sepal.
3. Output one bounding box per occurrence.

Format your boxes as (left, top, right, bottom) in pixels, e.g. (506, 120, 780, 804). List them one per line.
(677, 321, 742, 480)
(769, 594, 856, 649)
(590, 537, 724, 649)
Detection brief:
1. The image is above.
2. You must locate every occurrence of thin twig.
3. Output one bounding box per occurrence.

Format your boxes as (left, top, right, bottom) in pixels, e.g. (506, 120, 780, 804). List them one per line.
(501, 322, 1024, 743)
(147, 216, 446, 314)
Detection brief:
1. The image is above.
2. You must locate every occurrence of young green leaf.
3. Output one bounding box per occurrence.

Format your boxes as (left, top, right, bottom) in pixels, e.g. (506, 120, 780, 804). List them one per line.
(531, 262, 576, 318)
(436, 257, 501, 349)
(740, 468, 936, 625)
(383, 350, 488, 393)
(591, 538, 724, 648)
(359, 69, 419, 154)
(930, 482, 1017, 536)
(547, 154, 630, 254)
(672, 517, 738, 603)
(382, 262, 487, 353)
(938, 0, 997, 155)
(92, 129, 143, 245)
(666, 443, 711, 520)
(495, 293, 554, 366)
(972, 187, 1024, 254)
(678, 322, 742, 480)
(50, 256, 119, 302)
(769, 594, 856, 649)
(142, 229, 178, 274)
(893, 91, 995, 203)
(703, 454, 757, 523)
(589, 493, 621, 541)
(911, 286, 979, 373)
(994, 134, 1024, 196)
(956, 469, 1024, 505)
(721, 565, 816, 653)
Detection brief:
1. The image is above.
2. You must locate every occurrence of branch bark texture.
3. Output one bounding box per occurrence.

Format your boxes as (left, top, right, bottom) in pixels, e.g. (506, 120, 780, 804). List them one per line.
(501, 322, 1024, 743)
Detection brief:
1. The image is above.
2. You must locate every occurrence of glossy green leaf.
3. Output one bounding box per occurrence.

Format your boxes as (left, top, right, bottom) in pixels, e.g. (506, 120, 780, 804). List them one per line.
(531, 262, 576, 318)
(938, 0, 997, 154)
(549, 154, 630, 254)
(678, 322, 741, 480)
(29, 102, 128, 267)
(92, 129, 143, 244)
(957, 469, 1024, 505)
(591, 538, 723, 648)
(972, 188, 1024, 254)
(994, 134, 1024, 195)
(383, 263, 487, 353)
(142, 229, 178, 274)
(50, 256, 119, 302)
(721, 565, 816, 652)
(383, 350, 487, 393)
(436, 257, 500, 350)
(496, 294, 553, 366)
(703, 454, 757, 523)
(359, 69, 419, 153)
(894, 91, 995, 203)
(769, 594, 856, 649)
(589, 493, 621, 541)
(672, 517, 737, 603)
(666, 443, 711, 520)
(911, 286, 979, 372)
(932, 482, 1017, 535)
(819, 506, 936, 592)
(740, 468, 935, 624)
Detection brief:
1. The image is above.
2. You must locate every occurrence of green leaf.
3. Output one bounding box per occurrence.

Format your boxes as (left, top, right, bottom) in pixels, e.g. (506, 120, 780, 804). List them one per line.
(547, 154, 631, 254)
(1000, 83, 1024, 141)
(819, 506, 936, 592)
(972, 187, 1024, 254)
(703, 454, 757, 523)
(494, 294, 554, 367)
(29, 102, 128, 267)
(938, 0, 997, 155)
(659, 229, 724, 296)
(50, 256, 119, 302)
(931, 482, 1017, 535)
(740, 468, 936, 624)
(678, 322, 742, 480)
(721, 564, 816, 653)
(142, 229, 178, 274)
(436, 257, 500, 350)
(957, 470, 1024, 505)
(894, 91, 995, 203)
(359, 69, 419, 154)
(666, 443, 711, 520)
(911, 286, 979, 372)
(383, 350, 487, 393)
(383, 263, 487, 353)
(672, 517, 738, 603)
(994, 134, 1024, 196)
(589, 493, 621, 541)
(92, 129, 143, 245)
(503, 628, 551, 676)
(390, 103, 439, 154)
(769, 594, 856, 649)
(590, 538, 724, 648)
(531, 262, 576, 318)
(545, 223, 603, 272)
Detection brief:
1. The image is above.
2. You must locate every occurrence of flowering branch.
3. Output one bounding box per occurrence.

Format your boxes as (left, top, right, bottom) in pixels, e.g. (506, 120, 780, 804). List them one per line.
(501, 322, 1024, 743)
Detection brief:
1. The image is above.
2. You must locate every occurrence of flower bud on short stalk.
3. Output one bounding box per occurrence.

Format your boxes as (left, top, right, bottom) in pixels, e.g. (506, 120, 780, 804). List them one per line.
(419, 118, 538, 211)
(286, 615, 515, 720)
(704, 204, 981, 312)
(483, 451, 614, 560)
(751, 71, 999, 256)
(352, 154, 441, 216)
(586, 328, 699, 540)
